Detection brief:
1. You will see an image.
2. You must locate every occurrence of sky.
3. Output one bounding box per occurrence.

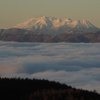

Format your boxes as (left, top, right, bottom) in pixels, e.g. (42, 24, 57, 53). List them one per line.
(0, 0, 100, 28)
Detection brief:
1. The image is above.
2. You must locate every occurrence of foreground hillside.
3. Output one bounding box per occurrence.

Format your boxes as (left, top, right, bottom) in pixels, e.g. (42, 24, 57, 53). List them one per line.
(0, 78, 100, 100)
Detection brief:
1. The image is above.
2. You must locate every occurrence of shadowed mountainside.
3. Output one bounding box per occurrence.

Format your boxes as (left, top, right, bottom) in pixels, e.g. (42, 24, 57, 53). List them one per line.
(0, 28, 100, 42)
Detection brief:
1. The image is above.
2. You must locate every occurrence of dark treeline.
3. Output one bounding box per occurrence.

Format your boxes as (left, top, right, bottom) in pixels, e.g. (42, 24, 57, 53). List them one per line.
(0, 78, 100, 100)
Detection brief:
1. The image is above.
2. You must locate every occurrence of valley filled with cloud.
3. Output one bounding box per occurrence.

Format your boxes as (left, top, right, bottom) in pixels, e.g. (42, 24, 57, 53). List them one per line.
(0, 41, 100, 92)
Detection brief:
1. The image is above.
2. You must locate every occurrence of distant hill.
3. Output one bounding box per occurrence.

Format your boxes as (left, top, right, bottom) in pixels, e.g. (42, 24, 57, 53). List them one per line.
(0, 78, 100, 100)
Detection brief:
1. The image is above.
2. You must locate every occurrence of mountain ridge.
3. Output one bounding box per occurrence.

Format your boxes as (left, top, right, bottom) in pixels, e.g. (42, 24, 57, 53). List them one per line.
(15, 16, 100, 35)
(0, 16, 100, 42)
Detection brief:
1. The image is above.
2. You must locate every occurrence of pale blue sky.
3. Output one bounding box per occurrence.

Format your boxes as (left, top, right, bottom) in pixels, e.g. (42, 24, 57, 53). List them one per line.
(0, 0, 100, 28)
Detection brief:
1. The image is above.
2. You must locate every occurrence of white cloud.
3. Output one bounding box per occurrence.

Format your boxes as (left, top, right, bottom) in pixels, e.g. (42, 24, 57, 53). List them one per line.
(0, 41, 100, 92)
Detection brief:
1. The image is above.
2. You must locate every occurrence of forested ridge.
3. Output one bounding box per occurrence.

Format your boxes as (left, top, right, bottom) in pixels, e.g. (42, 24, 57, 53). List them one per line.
(0, 78, 100, 100)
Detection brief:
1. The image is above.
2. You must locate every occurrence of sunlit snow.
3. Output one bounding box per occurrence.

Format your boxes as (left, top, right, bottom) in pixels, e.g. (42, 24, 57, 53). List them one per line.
(15, 16, 99, 34)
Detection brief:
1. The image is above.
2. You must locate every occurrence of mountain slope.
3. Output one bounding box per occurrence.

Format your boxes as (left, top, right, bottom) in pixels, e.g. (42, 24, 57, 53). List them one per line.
(0, 28, 100, 42)
(15, 16, 99, 34)
(0, 16, 100, 42)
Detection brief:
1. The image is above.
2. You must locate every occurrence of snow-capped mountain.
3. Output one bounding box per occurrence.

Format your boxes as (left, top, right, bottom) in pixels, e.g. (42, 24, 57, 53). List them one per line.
(15, 16, 99, 35)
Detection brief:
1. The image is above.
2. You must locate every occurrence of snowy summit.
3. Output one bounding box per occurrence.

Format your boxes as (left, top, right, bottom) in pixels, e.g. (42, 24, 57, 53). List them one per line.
(15, 16, 99, 35)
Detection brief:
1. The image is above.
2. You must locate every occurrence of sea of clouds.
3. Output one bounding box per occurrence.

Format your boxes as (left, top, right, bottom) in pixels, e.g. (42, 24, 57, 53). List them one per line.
(0, 41, 100, 92)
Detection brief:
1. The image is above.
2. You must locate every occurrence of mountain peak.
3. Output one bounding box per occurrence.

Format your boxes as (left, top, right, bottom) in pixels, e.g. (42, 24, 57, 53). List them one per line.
(15, 16, 99, 34)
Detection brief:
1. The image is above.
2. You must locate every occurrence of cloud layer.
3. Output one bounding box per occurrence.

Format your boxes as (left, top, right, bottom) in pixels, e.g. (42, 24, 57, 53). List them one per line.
(0, 41, 100, 92)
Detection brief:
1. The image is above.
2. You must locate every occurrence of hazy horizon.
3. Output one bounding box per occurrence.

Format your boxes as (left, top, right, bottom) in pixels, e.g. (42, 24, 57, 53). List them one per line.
(0, 0, 100, 28)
